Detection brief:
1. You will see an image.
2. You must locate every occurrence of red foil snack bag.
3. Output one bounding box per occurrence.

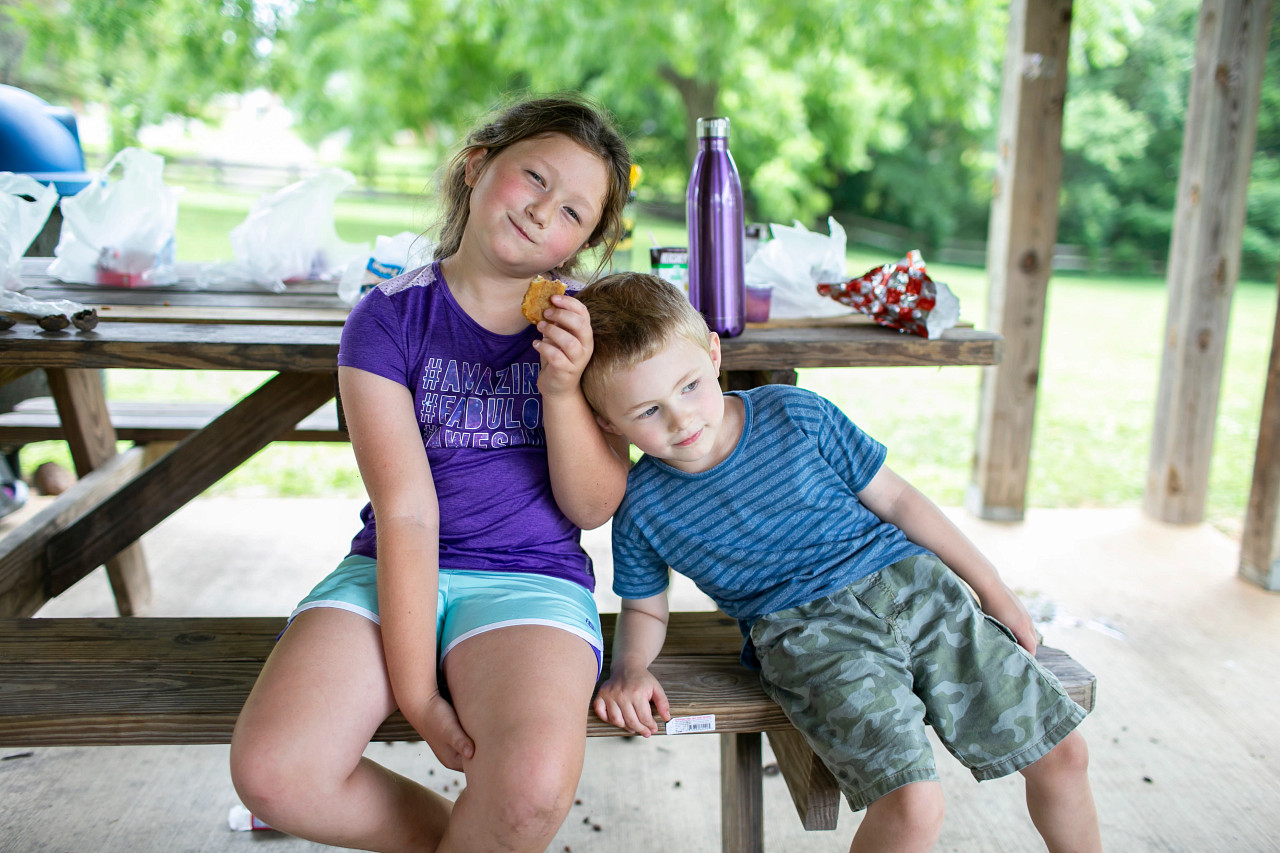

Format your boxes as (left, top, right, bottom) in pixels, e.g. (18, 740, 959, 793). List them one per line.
(817, 250, 959, 339)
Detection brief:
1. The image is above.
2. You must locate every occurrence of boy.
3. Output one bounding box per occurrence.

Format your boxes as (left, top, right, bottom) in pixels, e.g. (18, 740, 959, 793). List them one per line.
(577, 273, 1100, 853)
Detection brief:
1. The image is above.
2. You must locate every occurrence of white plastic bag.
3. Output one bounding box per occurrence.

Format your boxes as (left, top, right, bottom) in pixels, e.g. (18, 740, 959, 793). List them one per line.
(47, 148, 181, 287)
(337, 231, 434, 305)
(0, 172, 58, 291)
(203, 169, 368, 293)
(744, 218, 852, 319)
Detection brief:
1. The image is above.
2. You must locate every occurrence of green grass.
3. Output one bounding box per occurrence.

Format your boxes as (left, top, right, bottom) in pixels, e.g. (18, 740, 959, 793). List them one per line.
(15, 196, 1273, 536)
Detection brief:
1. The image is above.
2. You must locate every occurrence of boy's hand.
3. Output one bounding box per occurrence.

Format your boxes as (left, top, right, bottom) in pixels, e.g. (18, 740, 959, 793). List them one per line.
(980, 582, 1039, 655)
(414, 690, 475, 771)
(593, 666, 671, 737)
(533, 293, 593, 398)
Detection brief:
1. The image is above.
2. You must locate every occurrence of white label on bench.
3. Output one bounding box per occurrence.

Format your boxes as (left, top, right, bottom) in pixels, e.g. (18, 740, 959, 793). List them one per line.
(665, 714, 716, 735)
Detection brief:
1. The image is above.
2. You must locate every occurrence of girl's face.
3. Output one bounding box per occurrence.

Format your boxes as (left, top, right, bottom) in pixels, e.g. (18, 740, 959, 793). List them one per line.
(463, 132, 609, 276)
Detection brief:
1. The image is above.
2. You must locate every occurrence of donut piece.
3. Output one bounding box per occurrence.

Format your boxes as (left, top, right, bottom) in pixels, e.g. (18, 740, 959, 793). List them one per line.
(520, 275, 566, 325)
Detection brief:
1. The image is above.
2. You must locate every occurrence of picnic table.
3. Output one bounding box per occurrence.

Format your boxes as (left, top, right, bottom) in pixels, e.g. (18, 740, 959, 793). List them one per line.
(0, 257, 1018, 852)
(0, 257, 1003, 618)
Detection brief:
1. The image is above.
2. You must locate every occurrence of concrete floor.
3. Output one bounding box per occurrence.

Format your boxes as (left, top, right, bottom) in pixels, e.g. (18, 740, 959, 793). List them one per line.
(2, 497, 1278, 852)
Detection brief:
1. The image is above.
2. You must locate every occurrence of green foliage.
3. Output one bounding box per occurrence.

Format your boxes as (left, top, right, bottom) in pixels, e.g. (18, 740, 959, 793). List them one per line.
(5, 0, 1280, 279)
(256, 0, 1011, 226)
(1055, 0, 1280, 281)
(8, 0, 274, 150)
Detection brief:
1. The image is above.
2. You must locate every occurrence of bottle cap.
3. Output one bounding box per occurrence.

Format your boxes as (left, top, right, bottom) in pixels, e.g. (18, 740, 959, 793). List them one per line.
(695, 117, 730, 139)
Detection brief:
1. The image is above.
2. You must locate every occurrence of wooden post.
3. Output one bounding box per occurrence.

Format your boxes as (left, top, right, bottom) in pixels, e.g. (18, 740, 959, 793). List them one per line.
(46, 368, 152, 616)
(1240, 275, 1280, 590)
(1145, 0, 1273, 524)
(720, 732, 763, 853)
(967, 0, 1073, 521)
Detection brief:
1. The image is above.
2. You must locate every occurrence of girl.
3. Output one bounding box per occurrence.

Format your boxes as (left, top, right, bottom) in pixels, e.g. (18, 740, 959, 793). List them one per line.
(230, 95, 633, 853)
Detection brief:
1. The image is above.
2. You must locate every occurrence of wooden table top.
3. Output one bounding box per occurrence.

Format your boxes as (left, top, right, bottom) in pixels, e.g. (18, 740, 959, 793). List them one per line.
(2, 260, 1002, 373)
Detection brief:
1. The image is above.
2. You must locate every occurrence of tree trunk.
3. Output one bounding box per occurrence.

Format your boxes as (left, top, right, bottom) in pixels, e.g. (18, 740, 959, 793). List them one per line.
(659, 67, 719, 169)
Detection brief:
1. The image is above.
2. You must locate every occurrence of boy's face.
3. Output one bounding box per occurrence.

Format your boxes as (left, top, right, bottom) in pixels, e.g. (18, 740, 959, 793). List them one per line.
(595, 333, 734, 473)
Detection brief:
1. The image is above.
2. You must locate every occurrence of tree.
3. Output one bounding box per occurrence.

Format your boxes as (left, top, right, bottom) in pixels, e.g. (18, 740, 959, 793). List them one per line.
(8, 0, 274, 152)
(268, 0, 1008, 225)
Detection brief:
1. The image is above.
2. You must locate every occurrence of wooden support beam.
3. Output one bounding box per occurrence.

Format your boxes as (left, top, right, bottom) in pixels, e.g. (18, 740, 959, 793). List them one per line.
(967, 0, 1073, 521)
(1240, 276, 1280, 590)
(1145, 0, 1273, 524)
(0, 447, 145, 617)
(720, 732, 764, 853)
(42, 372, 336, 597)
(47, 368, 152, 615)
(766, 728, 839, 831)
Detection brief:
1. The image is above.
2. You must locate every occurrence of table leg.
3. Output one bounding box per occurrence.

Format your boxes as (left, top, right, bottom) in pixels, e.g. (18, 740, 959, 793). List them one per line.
(721, 731, 764, 853)
(47, 368, 152, 616)
(43, 372, 336, 597)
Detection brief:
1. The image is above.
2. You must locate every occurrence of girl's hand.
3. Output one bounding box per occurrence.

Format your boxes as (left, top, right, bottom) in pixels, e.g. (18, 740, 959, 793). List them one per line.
(533, 293, 593, 399)
(415, 690, 475, 771)
(592, 666, 671, 737)
(980, 582, 1039, 656)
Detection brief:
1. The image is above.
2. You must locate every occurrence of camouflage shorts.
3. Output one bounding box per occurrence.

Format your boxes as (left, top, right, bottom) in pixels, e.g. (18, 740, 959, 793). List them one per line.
(750, 554, 1086, 811)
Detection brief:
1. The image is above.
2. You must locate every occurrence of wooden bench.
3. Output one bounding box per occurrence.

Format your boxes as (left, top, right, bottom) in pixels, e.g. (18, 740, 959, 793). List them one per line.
(0, 396, 348, 448)
(0, 610, 1095, 852)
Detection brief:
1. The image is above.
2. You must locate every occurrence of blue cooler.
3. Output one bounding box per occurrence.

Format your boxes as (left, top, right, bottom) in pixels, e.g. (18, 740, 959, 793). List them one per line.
(0, 84, 94, 253)
(0, 85, 99, 484)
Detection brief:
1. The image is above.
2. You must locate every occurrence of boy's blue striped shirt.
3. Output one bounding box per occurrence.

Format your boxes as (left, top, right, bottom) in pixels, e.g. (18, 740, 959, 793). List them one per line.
(611, 385, 928, 625)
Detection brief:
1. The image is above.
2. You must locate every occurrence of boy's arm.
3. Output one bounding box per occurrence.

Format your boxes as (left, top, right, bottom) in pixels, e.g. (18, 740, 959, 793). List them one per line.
(593, 592, 672, 737)
(858, 465, 1038, 653)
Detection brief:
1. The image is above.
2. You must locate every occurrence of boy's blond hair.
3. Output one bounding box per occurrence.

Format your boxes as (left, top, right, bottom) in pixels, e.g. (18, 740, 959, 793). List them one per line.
(577, 272, 712, 412)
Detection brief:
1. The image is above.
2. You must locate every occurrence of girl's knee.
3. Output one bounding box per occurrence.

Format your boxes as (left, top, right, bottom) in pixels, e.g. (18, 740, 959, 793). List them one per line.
(471, 752, 581, 842)
(229, 718, 340, 827)
(229, 733, 296, 821)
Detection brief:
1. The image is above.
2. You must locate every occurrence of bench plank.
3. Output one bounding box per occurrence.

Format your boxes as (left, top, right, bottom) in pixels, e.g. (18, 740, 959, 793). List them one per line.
(0, 612, 1095, 847)
(0, 397, 347, 445)
(0, 613, 1096, 745)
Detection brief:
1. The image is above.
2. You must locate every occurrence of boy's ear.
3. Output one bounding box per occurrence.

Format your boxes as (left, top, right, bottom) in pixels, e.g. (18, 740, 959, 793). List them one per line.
(594, 412, 623, 435)
(463, 148, 488, 187)
(708, 331, 722, 373)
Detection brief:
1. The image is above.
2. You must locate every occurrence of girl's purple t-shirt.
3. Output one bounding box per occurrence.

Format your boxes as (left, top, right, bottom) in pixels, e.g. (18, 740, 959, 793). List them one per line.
(337, 262, 593, 591)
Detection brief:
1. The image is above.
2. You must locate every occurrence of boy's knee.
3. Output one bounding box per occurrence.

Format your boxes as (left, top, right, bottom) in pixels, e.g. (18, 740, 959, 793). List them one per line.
(868, 782, 946, 842)
(1030, 730, 1091, 780)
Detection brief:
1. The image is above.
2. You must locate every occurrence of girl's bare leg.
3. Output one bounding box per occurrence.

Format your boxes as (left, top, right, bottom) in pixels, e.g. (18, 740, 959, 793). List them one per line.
(436, 624, 599, 853)
(230, 609, 452, 852)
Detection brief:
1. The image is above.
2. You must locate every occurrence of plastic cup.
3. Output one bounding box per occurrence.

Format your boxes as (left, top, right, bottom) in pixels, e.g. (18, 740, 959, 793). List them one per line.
(744, 285, 773, 323)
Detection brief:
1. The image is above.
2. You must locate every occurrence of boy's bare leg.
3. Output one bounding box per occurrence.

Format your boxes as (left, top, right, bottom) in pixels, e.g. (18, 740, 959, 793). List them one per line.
(231, 608, 452, 852)
(848, 780, 945, 853)
(1020, 730, 1102, 853)
(437, 624, 599, 853)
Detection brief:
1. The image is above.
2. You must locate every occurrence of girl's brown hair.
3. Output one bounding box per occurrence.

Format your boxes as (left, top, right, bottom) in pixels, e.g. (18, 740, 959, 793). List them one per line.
(433, 93, 632, 279)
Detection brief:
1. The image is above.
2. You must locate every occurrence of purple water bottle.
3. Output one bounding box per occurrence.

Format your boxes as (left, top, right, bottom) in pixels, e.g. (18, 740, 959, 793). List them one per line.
(686, 117, 745, 337)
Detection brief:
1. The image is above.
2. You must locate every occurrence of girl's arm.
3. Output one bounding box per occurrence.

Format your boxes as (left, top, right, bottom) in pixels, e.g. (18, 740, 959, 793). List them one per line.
(857, 465, 1037, 653)
(535, 293, 630, 529)
(338, 365, 474, 769)
(593, 592, 671, 736)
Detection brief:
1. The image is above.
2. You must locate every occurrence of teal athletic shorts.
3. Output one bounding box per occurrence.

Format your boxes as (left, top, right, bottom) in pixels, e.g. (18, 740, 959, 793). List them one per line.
(292, 555, 604, 676)
(750, 553, 1086, 811)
